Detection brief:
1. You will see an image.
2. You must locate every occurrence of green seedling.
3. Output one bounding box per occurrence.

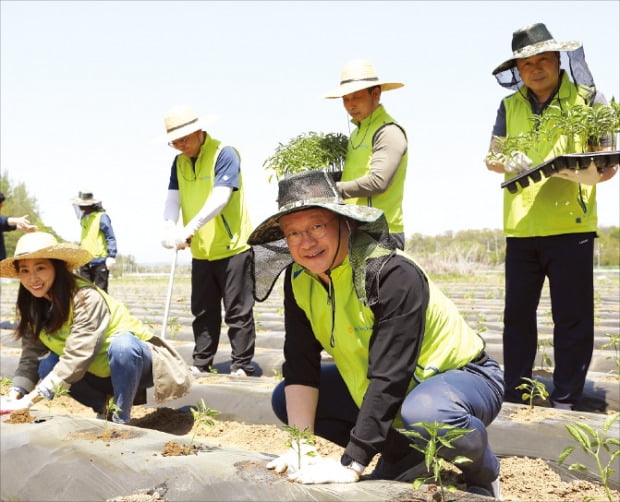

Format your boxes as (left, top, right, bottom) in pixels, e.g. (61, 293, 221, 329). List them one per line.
(487, 100, 618, 164)
(189, 399, 219, 450)
(404, 422, 474, 502)
(559, 412, 620, 502)
(262, 131, 348, 181)
(282, 425, 317, 471)
(0, 377, 12, 391)
(516, 377, 549, 410)
(601, 334, 620, 377)
(100, 397, 123, 432)
(167, 316, 181, 339)
(536, 338, 554, 371)
(46, 382, 71, 417)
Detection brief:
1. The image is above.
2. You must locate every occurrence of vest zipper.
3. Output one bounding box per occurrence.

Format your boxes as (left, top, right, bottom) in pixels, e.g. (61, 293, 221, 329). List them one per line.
(326, 272, 336, 348)
(577, 184, 587, 214)
(221, 215, 233, 239)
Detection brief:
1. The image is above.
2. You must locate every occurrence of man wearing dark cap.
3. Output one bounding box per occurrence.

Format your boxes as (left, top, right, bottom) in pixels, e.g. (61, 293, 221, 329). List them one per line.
(485, 23, 618, 410)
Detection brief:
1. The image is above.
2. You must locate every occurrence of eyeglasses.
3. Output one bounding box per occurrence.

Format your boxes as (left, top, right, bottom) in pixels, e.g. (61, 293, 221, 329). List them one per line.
(168, 133, 194, 148)
(284, 216, 337, 246)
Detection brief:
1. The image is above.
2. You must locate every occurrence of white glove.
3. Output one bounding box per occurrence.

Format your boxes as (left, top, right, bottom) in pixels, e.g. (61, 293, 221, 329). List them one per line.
(105, 257, 116, 269)
(0, 394, 34, 414)
(161, 222, 190, 250)
(288, 457, 360, 484)
(266, 443, 318, 474)
(505, 151, 533, 174)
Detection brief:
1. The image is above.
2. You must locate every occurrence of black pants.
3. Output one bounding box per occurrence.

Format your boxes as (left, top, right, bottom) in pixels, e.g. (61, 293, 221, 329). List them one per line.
(503, 233, 595, 407)
(191, 249, 256, 374)
(79, 261, 109, 292)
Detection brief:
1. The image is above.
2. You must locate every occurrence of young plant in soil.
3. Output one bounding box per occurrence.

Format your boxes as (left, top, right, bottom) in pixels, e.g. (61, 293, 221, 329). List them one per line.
(559, 411, 620, 502)
(102, 397, 122, 432)
(189, 399, 219, 450)
(601, 334, 620, 377)
(516, 377, 549, 410)
(404, 421, 474, 502)
(46, 382, 71, 418)
(536, 338, 554, 371)
(282, 425, 317, 471)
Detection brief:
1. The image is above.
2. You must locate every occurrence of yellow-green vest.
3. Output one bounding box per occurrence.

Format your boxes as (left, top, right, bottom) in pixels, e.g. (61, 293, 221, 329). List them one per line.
(80, 211, 107, 258)
(39, 280, 153, 377)
(176, 135, 252, 260)
(290, 254, 483, 425)
(343, 105, 407, 234)
(503, 72, 597, 237)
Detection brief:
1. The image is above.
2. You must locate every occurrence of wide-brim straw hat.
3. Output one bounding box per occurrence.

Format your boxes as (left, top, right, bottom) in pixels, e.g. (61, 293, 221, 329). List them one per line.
(70, 190, 100, 206)
(492, 22, 581, 75)
(0, 232, 92, 278)
(323, 59, 404, 99)
(248, 170, 383, 245)
(163, 105, 218, 142)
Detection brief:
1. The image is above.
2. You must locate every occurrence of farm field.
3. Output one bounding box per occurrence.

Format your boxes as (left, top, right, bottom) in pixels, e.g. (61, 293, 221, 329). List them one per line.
(1, 270, 618, 501)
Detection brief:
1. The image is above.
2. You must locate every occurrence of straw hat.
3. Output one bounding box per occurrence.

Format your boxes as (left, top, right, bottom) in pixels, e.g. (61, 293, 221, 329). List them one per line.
(493, 23, 582, 75)
(163, 105, 217, 142)
(323, 59, 404, 99)
(248, 170, 382, 245)
(71, 190, 100, 206)
(0, 232, 92, 278)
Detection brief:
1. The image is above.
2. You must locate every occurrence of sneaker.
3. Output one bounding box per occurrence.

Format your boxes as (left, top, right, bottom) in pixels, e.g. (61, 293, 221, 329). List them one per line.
(230, 368, 247, 377)
(190, 365, 209, 377)
(551, 400, 574, 411)
(467, 478, 501, 500)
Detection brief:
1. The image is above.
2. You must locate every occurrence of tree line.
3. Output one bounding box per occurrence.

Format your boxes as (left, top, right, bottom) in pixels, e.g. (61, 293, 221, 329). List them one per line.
(2, 172, 618, 273)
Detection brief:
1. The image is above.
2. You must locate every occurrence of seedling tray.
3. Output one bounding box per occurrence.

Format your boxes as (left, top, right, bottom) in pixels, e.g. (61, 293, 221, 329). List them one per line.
(502, 150, 620, 193)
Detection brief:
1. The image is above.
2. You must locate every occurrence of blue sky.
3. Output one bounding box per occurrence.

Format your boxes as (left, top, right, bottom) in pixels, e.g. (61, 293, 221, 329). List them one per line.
(1, 1, 618, 264)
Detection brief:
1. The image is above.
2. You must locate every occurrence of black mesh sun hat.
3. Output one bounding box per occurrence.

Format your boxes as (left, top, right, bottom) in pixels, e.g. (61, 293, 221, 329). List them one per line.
(249, 170, 397, 303)
(248, 170, 383, 245)
(492, 22, 594, 92)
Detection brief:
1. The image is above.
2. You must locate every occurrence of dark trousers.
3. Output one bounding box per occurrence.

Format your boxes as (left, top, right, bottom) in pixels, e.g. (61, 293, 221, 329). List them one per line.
(79, 261, 109, 292)
(503, 233, 595, 406)
(191, 249, 256, 374)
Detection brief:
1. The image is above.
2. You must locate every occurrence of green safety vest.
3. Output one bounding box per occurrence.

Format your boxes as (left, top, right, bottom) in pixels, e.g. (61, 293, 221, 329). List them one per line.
(39, 280, 153, 377)
(80, 211, 107, 258)
(176, 135, 251, 260)
(343, 105, 407, 234)
(290, 254, 483, 421)
(503, 72, 598, 236)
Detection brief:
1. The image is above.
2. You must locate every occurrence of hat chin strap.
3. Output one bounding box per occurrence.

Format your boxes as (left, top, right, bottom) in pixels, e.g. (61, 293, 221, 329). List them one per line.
(322, 216, 347, 276)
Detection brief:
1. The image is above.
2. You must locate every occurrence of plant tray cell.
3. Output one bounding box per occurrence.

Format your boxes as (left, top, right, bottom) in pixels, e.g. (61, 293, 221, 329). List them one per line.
(501, 150, 619, 193)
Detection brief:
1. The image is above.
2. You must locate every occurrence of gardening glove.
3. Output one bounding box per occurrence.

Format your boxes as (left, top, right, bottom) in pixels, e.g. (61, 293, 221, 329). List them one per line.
(161, 222, 189, 250)
(288, 457, 360, 484)
(0, 394, 34, 415)
(37, 371, 70, 400)
(266, 443, 319, 474)
(504, 151, 533, 174)
(105, 257, 116, 269)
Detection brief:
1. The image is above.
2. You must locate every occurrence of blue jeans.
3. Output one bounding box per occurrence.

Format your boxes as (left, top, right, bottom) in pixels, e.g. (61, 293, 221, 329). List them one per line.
(38, 332, 153, 423)
(272, 359, 504, 486)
